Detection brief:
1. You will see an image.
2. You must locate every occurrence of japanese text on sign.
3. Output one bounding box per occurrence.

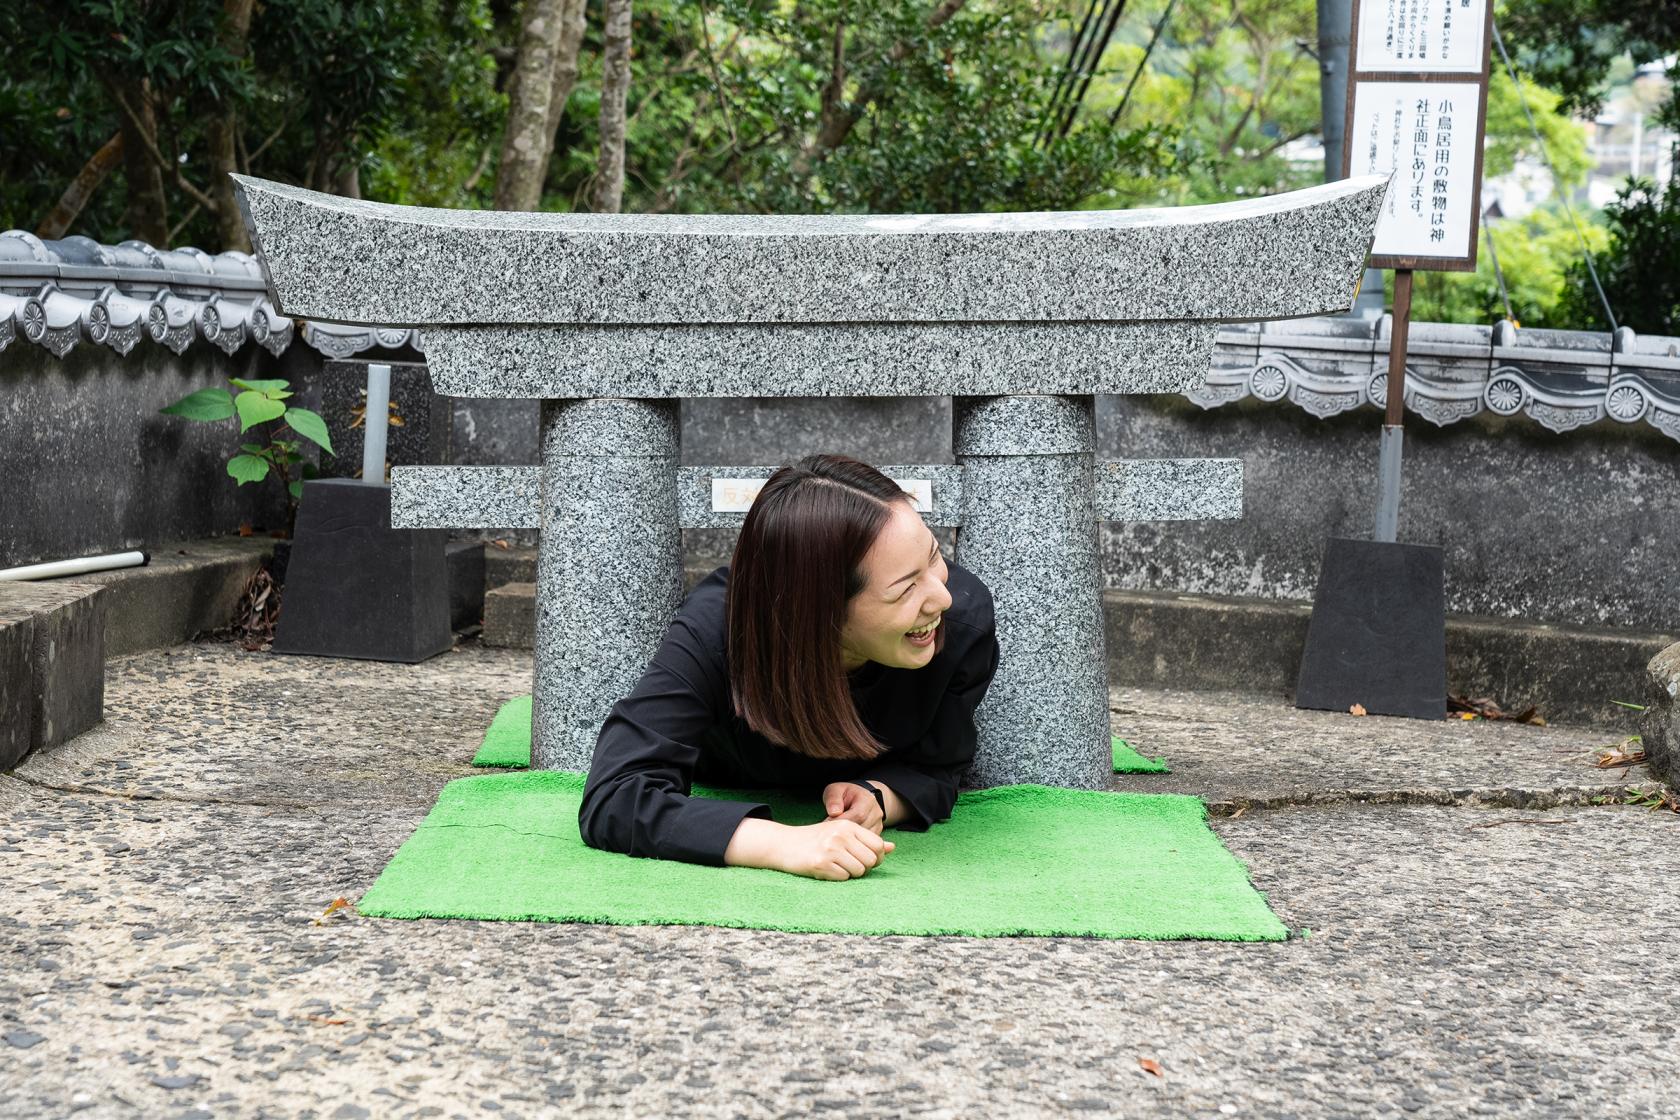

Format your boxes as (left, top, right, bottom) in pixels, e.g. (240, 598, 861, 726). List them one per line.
(1357, 0, 1488, 73)
(1348, 81, 1480, 261)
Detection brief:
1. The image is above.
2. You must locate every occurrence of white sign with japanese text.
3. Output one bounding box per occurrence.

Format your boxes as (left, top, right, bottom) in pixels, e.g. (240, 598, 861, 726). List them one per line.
(1356, 0, 1489, 74)
(711, 477, 934, 514)
(1347, 81, 1482, 262)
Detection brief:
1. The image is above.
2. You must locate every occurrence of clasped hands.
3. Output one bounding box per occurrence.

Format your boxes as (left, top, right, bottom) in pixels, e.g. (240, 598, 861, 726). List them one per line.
(822, 780, 888, 834)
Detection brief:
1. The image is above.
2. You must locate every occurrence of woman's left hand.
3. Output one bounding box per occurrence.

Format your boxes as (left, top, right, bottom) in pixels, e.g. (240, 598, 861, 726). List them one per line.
(823, 781, 885, 834)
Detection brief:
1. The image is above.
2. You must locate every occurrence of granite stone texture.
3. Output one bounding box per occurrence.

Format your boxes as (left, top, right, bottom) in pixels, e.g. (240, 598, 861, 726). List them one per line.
(390, 466, 543, 530)
(954, 395, 1111, 790)
(390, 459, 1244, 531)
(679, 396, 950, 468)
(1096, 458, 1244, 521)
(232, 173, 1388, 327)
(233, 172, 1390, 792)
(416, 321, 1218, 399)
(1643, 641, 1680, 789)
(953, 393, 1095, 457)
(532, 398, 683, 771)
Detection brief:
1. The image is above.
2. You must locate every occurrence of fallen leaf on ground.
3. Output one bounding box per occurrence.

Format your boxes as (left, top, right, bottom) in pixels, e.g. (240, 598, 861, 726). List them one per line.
(313, 896, 353, 925)
(1593, 740, 1647, 769)
(1139, 1058, 1163, 1077)
(1449, 693, 1546, 725)
(305, 1014, 350, 1026)
(1349, 703, 1367, 717)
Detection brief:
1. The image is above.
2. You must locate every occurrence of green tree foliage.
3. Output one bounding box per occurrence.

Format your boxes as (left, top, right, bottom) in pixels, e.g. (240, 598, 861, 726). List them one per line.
(1482, 66, 1592, 189)
(0, 0, 507, 247)
(1404, 205, 1608, 328)
(0, 0, 1622, 292)
(158, 376, 333, 535)
(540, 0, 1179, 215)
(1558, 177, 1680, 334)
(1087, 0, 1326, 204)
(1496, 0, 1680, 124)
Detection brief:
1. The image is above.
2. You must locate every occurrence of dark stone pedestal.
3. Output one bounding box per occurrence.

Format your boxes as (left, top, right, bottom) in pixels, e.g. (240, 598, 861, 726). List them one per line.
(272, 480, 451, 663)
(445, 540, 486, 631)
(1295, 537, 1446, 720)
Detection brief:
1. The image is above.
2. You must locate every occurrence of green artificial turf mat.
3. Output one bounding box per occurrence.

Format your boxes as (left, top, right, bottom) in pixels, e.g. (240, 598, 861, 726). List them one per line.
(1112, 737, 1171, 773)
(470, 693, 1170, 774)
(357, 769, 1284, 940)
(471, 695, 532, 768)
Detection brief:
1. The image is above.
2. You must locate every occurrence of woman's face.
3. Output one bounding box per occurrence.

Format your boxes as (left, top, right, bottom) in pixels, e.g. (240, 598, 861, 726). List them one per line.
(839, 500, 953, 672)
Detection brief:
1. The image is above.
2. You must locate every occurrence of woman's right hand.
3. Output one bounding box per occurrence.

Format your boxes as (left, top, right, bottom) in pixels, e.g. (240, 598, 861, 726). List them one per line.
(779, 819, 894, 880)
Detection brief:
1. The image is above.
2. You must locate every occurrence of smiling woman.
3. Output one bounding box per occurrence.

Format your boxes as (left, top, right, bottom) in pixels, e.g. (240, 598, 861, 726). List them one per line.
(577, 454, 1000, 883)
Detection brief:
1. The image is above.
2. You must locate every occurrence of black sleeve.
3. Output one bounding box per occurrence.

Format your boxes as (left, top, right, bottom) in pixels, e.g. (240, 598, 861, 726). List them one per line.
(577, 614, 773, 866)
(857, 621, 1000, 831)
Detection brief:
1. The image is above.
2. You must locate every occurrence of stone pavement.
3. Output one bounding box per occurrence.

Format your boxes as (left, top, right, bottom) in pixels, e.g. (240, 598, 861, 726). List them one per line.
(1, 639, 1674, 1119)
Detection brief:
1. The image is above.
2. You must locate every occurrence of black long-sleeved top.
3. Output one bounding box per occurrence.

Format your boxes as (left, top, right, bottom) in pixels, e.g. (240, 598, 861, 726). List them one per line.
(577, 559, 1000, 866)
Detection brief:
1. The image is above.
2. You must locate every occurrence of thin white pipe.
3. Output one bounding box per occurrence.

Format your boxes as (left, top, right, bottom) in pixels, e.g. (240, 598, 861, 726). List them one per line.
(0, 550, 150, 581)
(362, 362, 392, 485)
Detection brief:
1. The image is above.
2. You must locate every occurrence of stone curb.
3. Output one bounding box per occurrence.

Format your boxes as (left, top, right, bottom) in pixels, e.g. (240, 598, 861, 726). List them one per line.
(0, 580, 106, 769)
(67, 537, 276, 656)
(1106, 590, 1674, 730)
(475, 561, 1670, 730)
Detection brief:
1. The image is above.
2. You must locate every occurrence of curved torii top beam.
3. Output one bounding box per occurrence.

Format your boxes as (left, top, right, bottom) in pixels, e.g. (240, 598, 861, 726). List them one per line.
(231, 173, 1389, 399)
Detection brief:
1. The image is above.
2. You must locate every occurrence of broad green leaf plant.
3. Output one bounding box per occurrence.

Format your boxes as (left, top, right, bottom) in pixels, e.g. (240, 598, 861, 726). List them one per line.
(159, 377, 333, 537)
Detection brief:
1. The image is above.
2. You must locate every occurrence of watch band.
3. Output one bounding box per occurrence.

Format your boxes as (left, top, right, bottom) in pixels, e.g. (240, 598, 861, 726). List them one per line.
(851, 780, 886, 818)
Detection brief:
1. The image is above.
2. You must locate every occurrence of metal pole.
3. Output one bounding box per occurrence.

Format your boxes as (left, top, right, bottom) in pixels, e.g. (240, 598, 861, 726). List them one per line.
(1318, 0, 1385, 318)
(362, 362, 391, 484)
(1374, 269, 1411, 542)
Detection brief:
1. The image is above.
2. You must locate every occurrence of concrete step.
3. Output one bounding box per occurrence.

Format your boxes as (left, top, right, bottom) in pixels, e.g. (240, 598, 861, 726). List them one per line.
(72, 537, 275, 656)
(0, 580, 107, 769)
(1106, 589, 1670, 731)
(482, 582, 536, 650)
(484, 544, 537, 588)
(477, 574, 1670, 730)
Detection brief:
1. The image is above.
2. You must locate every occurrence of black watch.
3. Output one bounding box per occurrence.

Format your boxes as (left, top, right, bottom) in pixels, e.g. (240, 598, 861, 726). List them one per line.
(851, 780, 886, 818)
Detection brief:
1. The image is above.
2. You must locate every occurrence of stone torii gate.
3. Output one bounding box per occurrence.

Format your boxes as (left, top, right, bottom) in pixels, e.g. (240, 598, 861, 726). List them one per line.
(232, 175, 1386, 791)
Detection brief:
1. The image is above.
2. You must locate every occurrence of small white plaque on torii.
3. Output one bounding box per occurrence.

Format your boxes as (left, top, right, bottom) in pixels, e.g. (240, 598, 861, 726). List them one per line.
(711, 477, 933, 513)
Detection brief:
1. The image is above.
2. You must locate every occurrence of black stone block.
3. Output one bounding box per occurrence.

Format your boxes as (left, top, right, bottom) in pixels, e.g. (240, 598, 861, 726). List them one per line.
(271, 480, 451, 663)
(445, 540, 485, 631)
(1295, 537, 1446, 720)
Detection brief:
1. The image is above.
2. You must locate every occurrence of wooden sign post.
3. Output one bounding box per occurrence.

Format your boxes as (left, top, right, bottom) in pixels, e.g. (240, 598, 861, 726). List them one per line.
(1294, 0, 1496, 721)
(1342, 0, 1496, 539)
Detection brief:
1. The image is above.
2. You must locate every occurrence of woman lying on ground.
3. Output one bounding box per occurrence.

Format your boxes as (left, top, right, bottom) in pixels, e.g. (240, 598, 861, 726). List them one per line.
(578, 453, 1000, 880)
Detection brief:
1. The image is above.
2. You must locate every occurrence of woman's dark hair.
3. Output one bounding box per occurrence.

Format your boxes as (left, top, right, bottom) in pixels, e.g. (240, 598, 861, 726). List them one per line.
(726, 453, 920, 761)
